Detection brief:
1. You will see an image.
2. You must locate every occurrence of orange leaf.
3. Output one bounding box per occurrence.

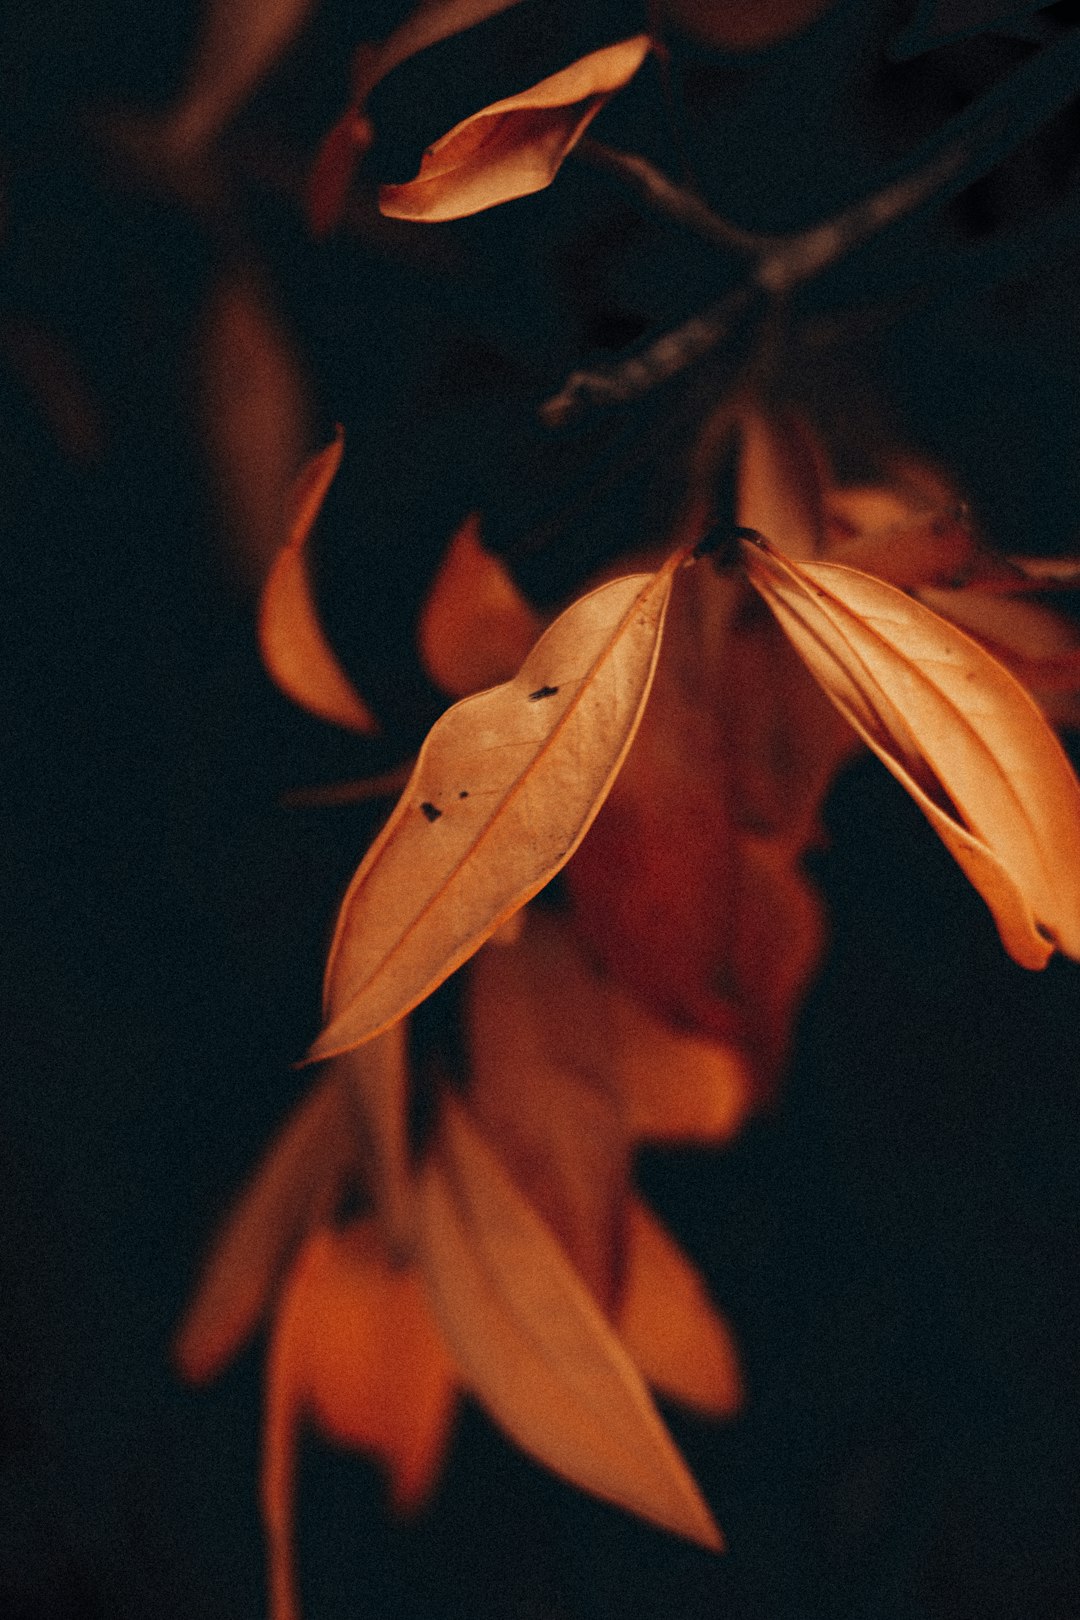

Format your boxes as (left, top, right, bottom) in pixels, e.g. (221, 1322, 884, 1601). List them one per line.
(743, 536, 1080, 966)
(418, 1095, 724, 1551)
(617, 1200, 743, 1419)
(258, 429, 379, 733)
(466, 907, 628, 1308)
(173, 1069, 357, 1385)
(264, 1222, 457, 1620)
(419, 513, 544, 696)
(307, 106, 374, 238)
(378, 35, 651, 221)
(737, 406, 827, 562)
(308, 553, 682, 1064)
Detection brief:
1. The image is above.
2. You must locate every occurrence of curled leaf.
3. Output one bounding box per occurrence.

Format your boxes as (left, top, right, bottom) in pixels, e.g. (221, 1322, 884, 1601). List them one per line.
(378, 35, 651, 222)
(419, 513, 544, 696)
(258, 429, 379, 733)
(308, 552, 682, 1064)
(743, 536, 1080, 966)
(264, 1222, 458, 1620)
(418, 1095, 723, 1551)
(618, 1200, 743, 1419)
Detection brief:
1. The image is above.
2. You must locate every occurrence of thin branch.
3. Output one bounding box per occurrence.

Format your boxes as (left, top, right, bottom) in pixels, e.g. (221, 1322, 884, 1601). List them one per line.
(575, 137, 774, 256)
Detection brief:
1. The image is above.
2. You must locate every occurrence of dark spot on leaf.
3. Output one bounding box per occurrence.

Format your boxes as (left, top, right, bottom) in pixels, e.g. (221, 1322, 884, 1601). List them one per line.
(420, 801, 442, 822)
(459, 790, 469, 798)
(528, 685, 560, 701)
(1036, 921, 1057, 944)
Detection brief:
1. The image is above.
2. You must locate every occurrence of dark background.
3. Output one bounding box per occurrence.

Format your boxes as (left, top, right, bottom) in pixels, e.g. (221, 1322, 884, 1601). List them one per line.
(3, 1, 1080, 1615)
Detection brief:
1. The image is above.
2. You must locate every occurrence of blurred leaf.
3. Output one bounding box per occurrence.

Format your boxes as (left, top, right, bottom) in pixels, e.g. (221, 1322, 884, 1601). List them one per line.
(419, 512, 544, 697)
(174, 1069, 358, 1386)
(466, 906, 629, 1307)
(308, 554, 682, 1064)
(174, 1023, 411, 1382)
(264, 1221, 457, 1620)
(418, 1094, 724, 1550)
(742, 536, 1080, 966)
(889, 0, 1054, 61)
(258, 428, 380, 733)
(378, 34, 651, 221)
(617, 1199, 743, 1418)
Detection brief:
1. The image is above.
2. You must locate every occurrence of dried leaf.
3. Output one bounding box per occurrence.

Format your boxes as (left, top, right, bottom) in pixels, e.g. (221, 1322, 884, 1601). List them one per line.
(264, 1222, 458, 1620)
(419, 513, 544, 696)
(378, 35, 651, 222)
(174, 1070, 356, 1385)
(919, 587, 1080, 696)
(617, 1200, 743, 1419)
(308, 553, 682, 1064)
(743, 536, 1080, 966)
(466, 908, 628, 1308)
(418, 1095, 724, 1551)
(258, 429, 379, 733)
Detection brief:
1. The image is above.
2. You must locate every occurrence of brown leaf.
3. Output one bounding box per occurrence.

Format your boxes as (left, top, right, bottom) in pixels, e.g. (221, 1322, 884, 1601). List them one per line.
(419, 512, 544, 696)
(466, 907, 628, 1308)
(258, 429, 379, 733)
(308, 553, 682, 1064)
(617, 1199, 743, 1419)
(742, 536, 1080, 966)
(418, 1095, 724, 1551)
(264, 1221, 458, 1620)
(378, 35, 651, 221)
(173, 1069, 357, 1385)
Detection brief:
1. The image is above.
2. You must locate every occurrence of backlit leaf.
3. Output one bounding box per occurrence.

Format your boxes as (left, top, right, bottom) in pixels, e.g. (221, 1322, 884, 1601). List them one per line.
(308, 553, 682, 1064)
(419, 513, 544, 696)
(258, 429, 379, 733)
(378, 35, 651, 221)
(418, 1095, 724, 1551)
(743, 536, 1080, 966)
(617, 1199, 743, 1418)
(264, 1221, 458, 1620)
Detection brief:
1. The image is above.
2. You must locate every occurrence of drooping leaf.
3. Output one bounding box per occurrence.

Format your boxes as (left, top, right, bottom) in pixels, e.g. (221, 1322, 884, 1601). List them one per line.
(174, 1024, 412, 1384)
(263, 1221, 458, 1620)
(174, 1070, 357, 1385)
(378, 35, 651, 222)
(308, 553, 683, 1064)
(330, 1023, 415, 1258)
(564, 549, 849, 1095)
(418, 1095, 724, 1551)
(617, 1199, 743, 1419)
(419, 512, 544, 697)
(258, 429, 379, 733)
(742, 535, 1080, 966)
(466, 907, 628, 1308)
